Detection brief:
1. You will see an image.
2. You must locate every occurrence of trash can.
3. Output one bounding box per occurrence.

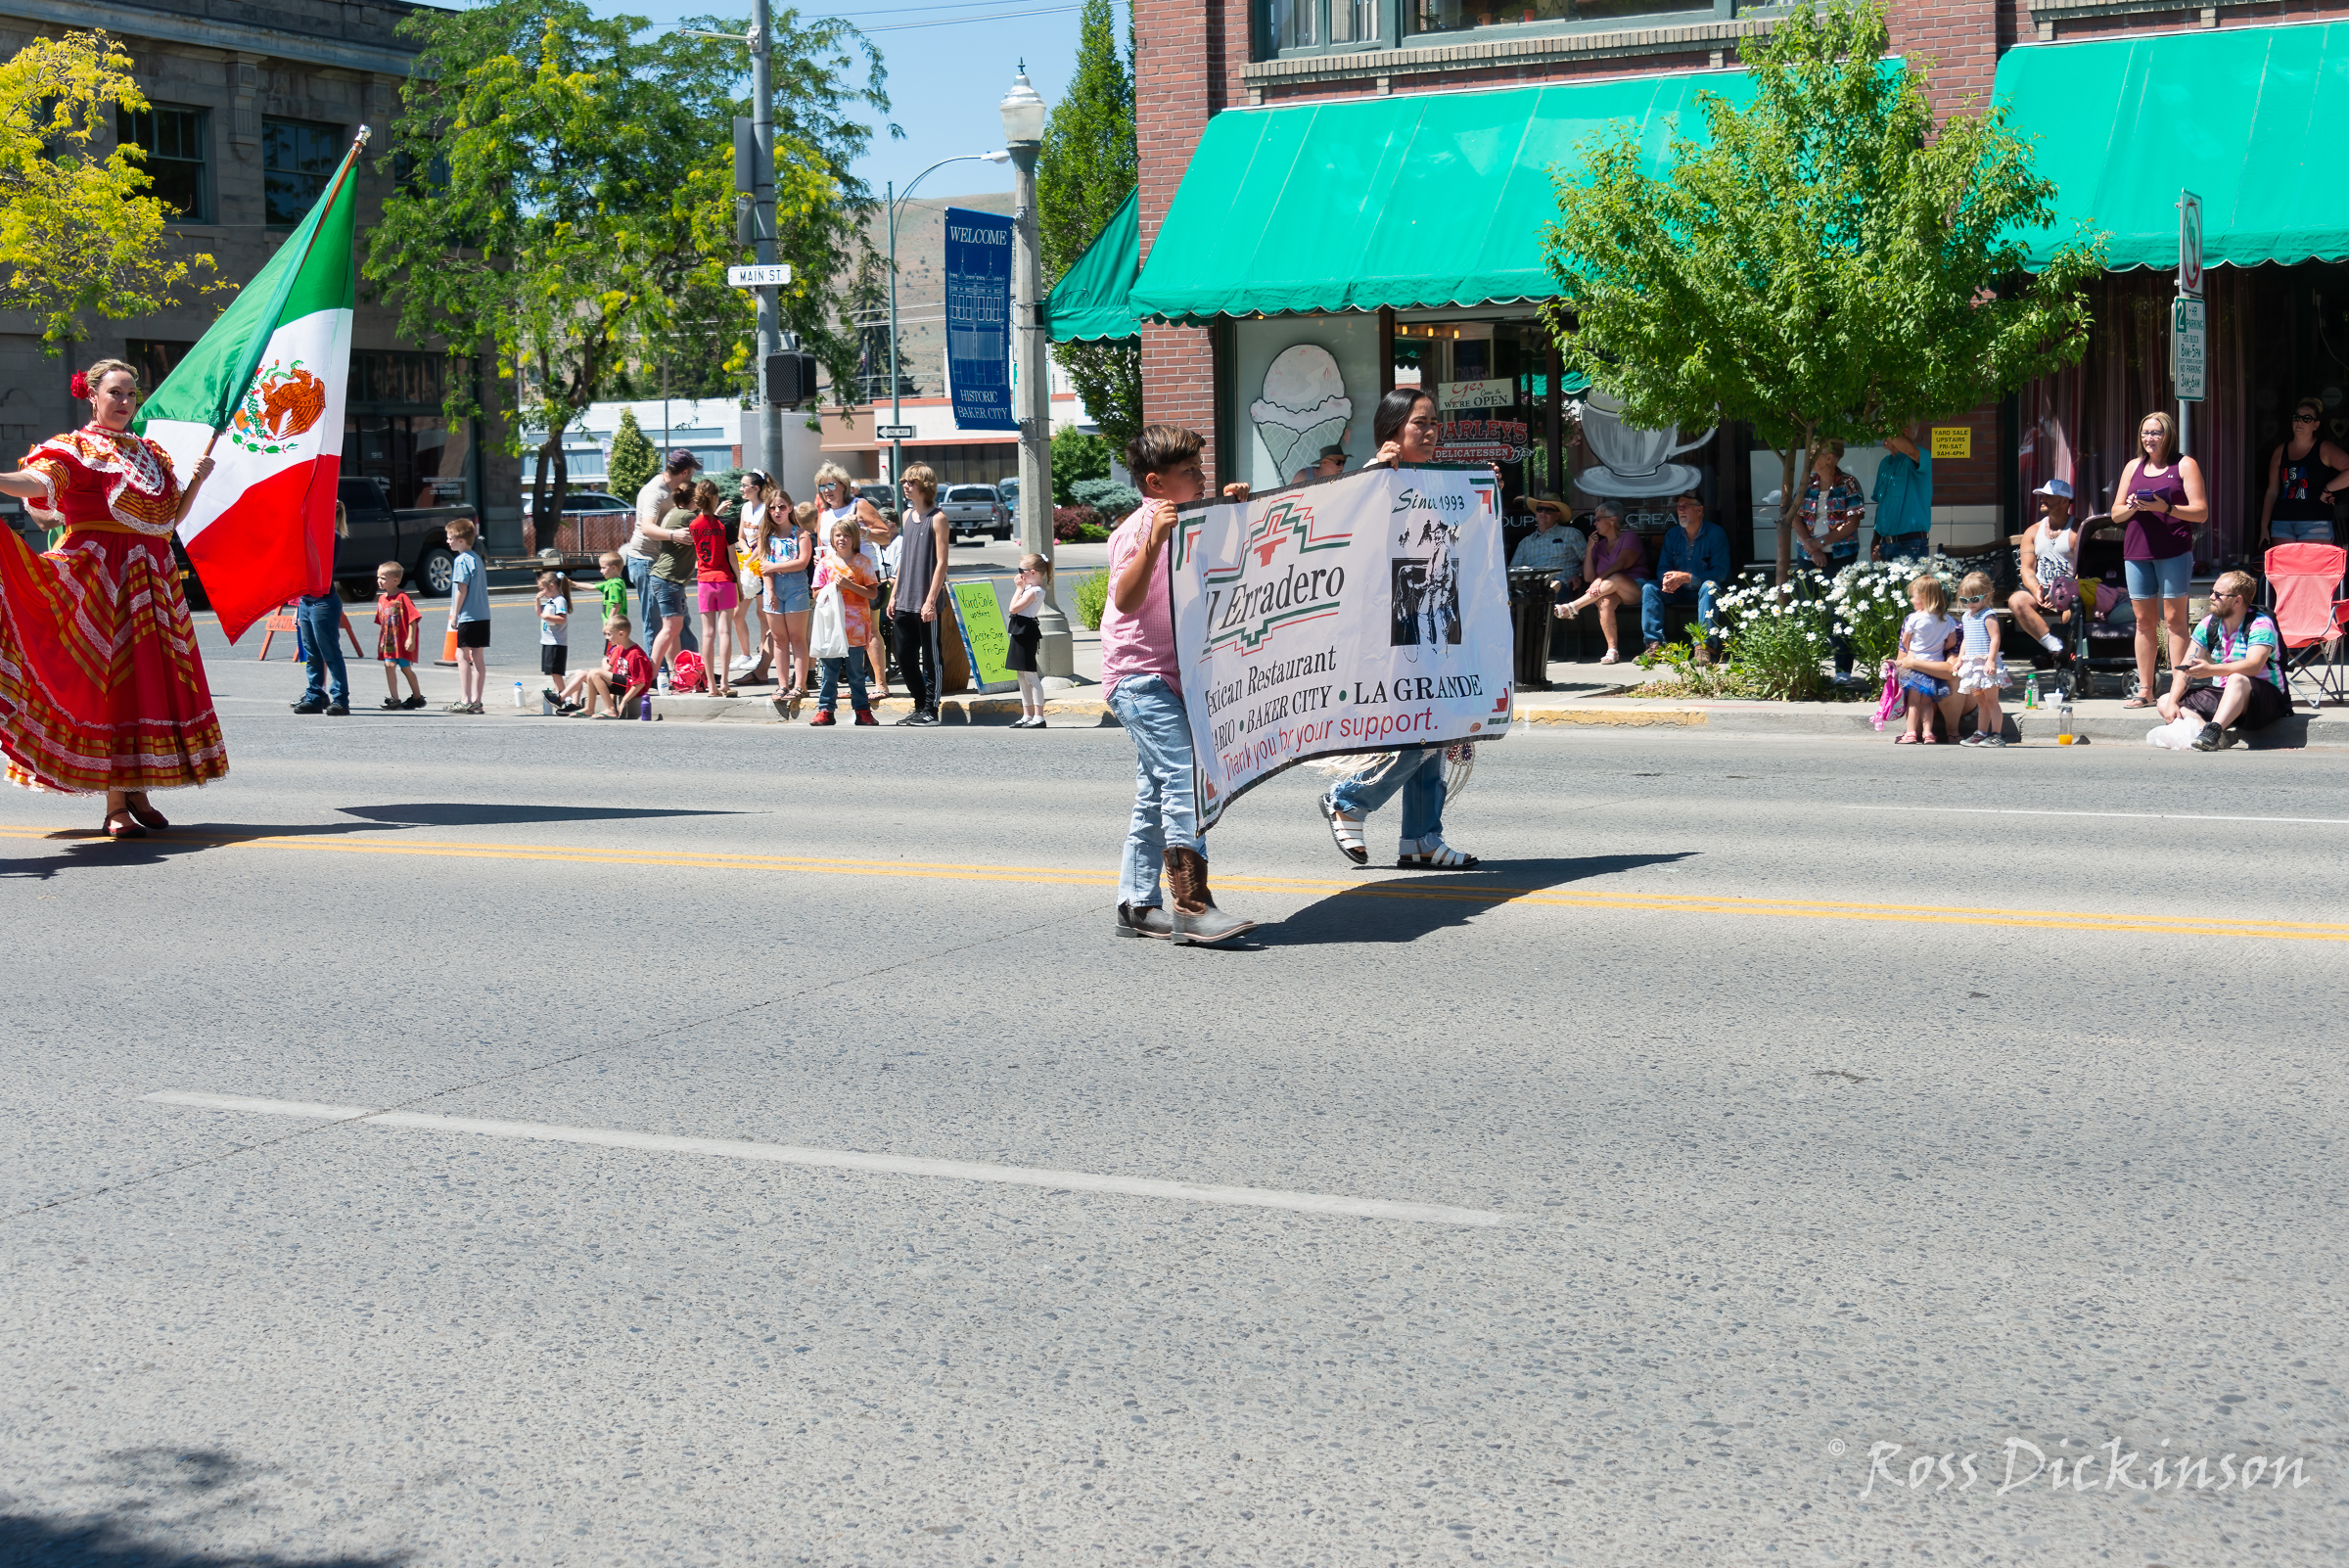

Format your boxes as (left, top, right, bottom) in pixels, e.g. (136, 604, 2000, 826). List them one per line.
(1508, 569, 1558, 691)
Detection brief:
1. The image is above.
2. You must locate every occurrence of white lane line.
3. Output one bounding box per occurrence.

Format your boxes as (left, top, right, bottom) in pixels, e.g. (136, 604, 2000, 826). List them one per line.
(1852, 805, 2349, 827)
(141, 1091, 1510, 1228)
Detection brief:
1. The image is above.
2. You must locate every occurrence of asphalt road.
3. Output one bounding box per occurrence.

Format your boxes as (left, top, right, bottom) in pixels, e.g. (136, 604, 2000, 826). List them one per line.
(2, 649, 2344, 1565)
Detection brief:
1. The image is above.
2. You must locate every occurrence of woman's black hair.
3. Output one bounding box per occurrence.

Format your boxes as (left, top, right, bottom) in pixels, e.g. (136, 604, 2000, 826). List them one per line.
(1371, 387, 1436, 451)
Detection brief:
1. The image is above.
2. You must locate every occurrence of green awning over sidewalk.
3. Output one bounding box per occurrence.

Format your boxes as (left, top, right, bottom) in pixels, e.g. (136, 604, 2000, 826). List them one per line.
(1128, 69, 1758, 323)
(1045, 189, 1142, 344)
(1997, 22, 2349, 270)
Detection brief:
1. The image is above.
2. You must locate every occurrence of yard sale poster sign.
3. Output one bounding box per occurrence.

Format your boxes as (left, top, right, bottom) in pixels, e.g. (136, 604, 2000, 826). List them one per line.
(1170, 464, 1513, 830)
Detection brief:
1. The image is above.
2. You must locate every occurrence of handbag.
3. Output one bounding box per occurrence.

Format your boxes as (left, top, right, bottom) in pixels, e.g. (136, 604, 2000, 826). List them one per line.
(809, 579, 850, 659)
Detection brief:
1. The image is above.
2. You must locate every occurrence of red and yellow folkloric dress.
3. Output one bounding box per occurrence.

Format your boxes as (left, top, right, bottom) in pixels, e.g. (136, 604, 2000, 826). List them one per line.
(0, 425, 227, 793)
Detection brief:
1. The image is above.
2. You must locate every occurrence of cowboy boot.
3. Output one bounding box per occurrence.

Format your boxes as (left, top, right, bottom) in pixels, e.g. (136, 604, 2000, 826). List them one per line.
(1117, 901, 1173, 939)
(1166, 847, 1255, 945)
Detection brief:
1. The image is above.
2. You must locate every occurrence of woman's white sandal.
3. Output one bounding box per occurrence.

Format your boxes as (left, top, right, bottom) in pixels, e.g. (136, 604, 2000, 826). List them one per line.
(1398, 835, 1480, 870)
(1318, 794, 1369, 865)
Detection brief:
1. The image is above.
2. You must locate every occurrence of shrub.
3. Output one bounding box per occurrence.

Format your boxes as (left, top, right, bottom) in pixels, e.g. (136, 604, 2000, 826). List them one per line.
(1071, 478, 1140, 518)
(1828, 553, 1969, 674)
(1713, 570, 1833, 701)
(606, 408, 657, 500)
(1054, 503, 1102, 542)
(1072, 570, 1110, 630)
(1050, 428, 1115, 504)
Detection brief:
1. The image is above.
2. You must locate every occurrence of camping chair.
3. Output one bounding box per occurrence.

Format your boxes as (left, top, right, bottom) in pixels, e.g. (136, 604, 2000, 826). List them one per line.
(2262, 541, 2349, 708)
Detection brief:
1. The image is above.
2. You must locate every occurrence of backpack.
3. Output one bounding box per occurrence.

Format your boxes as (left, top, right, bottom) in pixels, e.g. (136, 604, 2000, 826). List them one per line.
(670, 649, 708, 693)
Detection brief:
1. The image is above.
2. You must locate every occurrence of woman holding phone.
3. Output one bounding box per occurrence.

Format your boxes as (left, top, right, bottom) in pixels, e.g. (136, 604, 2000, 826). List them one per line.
(2112, 411, 2206, 708)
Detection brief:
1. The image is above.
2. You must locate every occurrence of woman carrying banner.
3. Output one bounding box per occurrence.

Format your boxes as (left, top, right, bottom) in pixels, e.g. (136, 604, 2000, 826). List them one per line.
(1315, 387, 1481, 871)
(0, 359, 222, 837)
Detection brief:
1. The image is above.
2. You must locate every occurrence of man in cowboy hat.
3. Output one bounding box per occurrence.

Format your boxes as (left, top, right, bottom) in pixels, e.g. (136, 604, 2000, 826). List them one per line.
(1509, 492, 1586, 603)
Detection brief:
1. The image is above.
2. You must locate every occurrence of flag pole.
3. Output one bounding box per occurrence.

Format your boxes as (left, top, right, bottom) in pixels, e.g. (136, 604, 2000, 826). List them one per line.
(200, 124, 372, 459)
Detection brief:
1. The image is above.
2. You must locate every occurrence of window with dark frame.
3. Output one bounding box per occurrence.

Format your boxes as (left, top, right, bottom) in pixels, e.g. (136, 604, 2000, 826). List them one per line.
(262, 116, 342, 225)
(115, 105, 208, 222)
(124, 340, 197, 394)
(1264, 0, 1715, 56)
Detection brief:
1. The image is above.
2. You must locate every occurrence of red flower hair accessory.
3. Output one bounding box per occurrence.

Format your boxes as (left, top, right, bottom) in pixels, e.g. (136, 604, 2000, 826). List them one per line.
(69, 371, 90, 398)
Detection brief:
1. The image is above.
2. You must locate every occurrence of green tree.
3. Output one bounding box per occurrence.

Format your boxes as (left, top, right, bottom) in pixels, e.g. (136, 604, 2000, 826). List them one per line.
(1036, 0, 1141, 452)
(607, 407, 657, 500)
(367, 0, 888, 525)
(1542, 0, 2102, 581)
(0, 31, 214, 349)
(1050, 425, 1112, 504)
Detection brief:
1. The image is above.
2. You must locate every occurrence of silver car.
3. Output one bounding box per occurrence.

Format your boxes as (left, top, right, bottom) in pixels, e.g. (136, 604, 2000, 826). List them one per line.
(939, 484, 1011, 543)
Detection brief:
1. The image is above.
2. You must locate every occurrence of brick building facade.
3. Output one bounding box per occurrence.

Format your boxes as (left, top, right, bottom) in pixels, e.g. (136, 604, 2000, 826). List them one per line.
(1, 0, 521, 551)
(1128, 0, 2349, 568)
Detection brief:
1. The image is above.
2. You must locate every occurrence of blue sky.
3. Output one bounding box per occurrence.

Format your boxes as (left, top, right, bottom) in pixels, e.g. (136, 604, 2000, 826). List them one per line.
(607, 0, 1128, 202)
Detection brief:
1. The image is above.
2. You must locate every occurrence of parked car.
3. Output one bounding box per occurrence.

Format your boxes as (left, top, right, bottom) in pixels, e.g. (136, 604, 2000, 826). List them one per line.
(996, 477, 1021, 515)
(337, 475, 477, 598)
(939, 484, 1011, 544)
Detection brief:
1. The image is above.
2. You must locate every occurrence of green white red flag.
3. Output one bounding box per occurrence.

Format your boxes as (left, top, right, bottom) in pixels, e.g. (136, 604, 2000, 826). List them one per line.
(139, 131, 363, 641)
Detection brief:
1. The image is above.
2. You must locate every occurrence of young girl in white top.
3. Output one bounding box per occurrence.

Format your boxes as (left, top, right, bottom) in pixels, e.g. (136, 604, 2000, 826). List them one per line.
(1953, 571, 2010, 748)
(1894, 573, 1962, 744)
(1005, 553, 1047, 727)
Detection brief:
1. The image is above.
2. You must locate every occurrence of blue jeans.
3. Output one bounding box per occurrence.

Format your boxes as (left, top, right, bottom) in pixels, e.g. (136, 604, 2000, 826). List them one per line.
(629, 554, 699, 655)
(2271, 518, 2335, 545)
(1106, 674, 1202, 910)
(297, 594, 347, 705)
(2125, 551, 2194, 601)
(818, 649, 869, 712)
(1640, 577, 1720, 647)
(1329, 746, 1446, 845)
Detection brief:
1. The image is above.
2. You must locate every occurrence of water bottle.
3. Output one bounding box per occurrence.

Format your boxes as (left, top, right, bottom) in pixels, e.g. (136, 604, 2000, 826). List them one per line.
(657, 669, 670, 695)
(511, 679, 525, 708)
(2025, 673, 2040, 711)
(639, 686, 653, 721)
(2057, 694, 2076, 746)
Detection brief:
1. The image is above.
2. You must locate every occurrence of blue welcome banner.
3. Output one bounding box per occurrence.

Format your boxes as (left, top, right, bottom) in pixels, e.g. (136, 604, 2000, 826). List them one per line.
(943, 207, 1016, 432)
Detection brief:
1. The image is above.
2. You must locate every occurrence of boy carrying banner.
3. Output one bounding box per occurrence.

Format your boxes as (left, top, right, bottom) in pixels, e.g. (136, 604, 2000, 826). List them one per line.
(1104, 426, 1255, 945)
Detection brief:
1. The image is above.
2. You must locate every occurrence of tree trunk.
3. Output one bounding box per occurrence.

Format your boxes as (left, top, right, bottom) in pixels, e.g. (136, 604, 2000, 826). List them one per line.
(530, 442, 552, 556)
(1774, 442, 1801, 585)
(549, 438, 571, 556)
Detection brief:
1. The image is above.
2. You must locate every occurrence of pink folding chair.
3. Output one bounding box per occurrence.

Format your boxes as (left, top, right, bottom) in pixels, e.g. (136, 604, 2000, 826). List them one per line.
(2263, 542, 2349, 707)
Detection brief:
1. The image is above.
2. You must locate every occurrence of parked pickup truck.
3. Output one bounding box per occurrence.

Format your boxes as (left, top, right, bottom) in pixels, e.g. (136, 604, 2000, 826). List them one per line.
(334, 475, 476, 598)
(939, 483, 1011, 543)
(174, 475, 475, 608)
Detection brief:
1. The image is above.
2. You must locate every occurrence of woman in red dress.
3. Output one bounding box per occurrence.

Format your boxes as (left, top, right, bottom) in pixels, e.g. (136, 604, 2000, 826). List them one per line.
(0, 358, 222, 837)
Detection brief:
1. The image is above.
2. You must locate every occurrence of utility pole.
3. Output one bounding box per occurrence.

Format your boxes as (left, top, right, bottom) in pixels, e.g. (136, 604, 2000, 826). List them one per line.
(750, 0, 780, 480)
(1000, 67, 1069, 677)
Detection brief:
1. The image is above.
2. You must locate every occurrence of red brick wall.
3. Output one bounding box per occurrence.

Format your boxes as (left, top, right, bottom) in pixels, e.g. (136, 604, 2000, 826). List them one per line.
(1928, 404, 2004, 510)
(1135, 0, 1227, 476)
(1887, 0, 2003, 113)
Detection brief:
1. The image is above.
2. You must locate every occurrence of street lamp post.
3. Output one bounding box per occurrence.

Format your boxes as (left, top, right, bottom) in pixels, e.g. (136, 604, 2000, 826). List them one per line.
(884, 151, 1011, 497)
(998, 66, 1070, 679)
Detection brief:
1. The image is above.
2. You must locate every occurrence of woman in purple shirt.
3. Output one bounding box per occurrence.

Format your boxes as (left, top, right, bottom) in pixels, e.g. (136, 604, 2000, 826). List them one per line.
(1553, 500, 1647, 664)
(2112, 410, 2206, 708)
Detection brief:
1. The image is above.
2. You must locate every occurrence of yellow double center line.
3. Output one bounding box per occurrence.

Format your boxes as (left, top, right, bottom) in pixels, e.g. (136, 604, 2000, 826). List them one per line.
(4, 824, 2340, 942)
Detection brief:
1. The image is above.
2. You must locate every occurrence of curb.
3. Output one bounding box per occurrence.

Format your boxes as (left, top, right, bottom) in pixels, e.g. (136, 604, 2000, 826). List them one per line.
(1517, 702, 2349, 748)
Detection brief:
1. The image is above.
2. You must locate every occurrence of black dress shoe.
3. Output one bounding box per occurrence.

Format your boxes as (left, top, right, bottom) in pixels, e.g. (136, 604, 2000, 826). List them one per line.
(291, 699, 327, 714)
(325, 702, 349, 715)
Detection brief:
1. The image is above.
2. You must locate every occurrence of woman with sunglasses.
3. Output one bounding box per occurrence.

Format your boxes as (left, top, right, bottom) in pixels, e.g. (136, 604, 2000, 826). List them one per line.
(2259, 397, 2349, 548)
(811, 463, 898, 701)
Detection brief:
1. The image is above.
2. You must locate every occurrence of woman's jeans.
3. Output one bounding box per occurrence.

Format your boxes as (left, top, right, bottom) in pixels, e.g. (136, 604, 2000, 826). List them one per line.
(2271, 518, 2336, 545)
(1329, 746, 1446, 845)
(817, 649, 869, 712)
(1106, 674, 1202, 911)
(297, 594, 347, 705)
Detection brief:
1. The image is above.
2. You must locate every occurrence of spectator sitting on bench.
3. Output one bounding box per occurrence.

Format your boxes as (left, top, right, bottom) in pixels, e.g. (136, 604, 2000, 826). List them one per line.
(1554, 498, 1647, 665)
(1642, 490, 1729, 662)
(1509, 492, 1585, 604)
(2158, 571, 2289, 751)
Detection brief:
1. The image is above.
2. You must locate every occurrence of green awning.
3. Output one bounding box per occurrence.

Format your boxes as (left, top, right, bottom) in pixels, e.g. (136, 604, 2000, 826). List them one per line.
(1045, 189, 1142, 343)
(1997, 23, 2349, 270)
(1128, 70, 1760, 323)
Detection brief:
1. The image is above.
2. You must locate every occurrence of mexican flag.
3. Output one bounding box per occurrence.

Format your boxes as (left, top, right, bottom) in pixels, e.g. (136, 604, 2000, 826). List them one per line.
(139, 133, 363, 641)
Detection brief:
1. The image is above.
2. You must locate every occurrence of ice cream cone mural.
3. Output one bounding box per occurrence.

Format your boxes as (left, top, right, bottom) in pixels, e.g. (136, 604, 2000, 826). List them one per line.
(1251, 345, 1352, 482)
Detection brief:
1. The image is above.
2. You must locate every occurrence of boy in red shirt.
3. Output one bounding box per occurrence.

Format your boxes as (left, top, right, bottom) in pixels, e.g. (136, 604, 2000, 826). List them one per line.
(555, 615, 657, 718)
(372, 560, 425, 710)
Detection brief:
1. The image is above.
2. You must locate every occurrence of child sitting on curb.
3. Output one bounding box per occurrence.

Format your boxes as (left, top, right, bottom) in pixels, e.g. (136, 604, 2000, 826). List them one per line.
(553, 616, 657, 718)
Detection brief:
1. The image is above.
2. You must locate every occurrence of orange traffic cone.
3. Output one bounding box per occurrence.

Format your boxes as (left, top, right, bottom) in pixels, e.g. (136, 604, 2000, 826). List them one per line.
(435, 624, 459, 668)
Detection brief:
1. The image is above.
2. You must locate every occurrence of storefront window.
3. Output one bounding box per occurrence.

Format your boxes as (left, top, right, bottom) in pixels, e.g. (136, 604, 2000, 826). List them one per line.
(345, 414, 474, 509)
(263, 117, 343, 226)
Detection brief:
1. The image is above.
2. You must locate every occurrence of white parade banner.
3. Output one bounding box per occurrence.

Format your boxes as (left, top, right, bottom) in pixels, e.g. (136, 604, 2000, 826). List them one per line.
(1170, 464, 1514, 831)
